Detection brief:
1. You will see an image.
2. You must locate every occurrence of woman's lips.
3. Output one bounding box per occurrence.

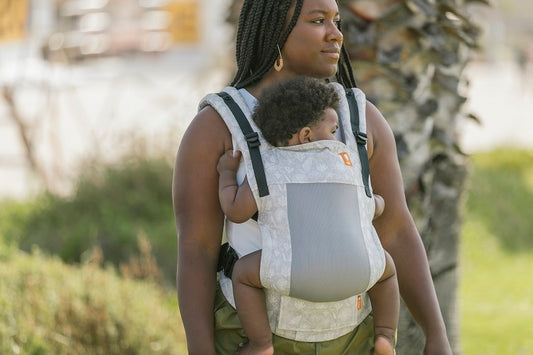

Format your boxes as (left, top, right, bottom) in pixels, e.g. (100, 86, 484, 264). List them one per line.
(322, 51, 340, 60)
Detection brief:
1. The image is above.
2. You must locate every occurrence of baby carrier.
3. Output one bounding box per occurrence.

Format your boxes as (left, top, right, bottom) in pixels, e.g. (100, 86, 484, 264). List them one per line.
(200, 83, 385, 342)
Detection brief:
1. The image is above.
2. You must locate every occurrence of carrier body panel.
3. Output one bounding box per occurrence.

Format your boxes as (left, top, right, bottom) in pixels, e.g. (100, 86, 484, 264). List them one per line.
(200, 83, 385, 342)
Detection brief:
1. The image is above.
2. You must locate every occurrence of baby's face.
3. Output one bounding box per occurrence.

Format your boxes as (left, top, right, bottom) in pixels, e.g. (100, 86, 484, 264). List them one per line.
(309, 108, 339, 142)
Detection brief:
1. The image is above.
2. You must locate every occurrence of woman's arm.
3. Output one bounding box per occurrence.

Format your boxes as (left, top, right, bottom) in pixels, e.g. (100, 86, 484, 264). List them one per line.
(173, 106, 233, 355)
(366, 101, 452, 355)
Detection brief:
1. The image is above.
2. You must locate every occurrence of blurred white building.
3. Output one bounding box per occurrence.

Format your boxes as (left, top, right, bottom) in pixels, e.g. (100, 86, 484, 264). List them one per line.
(0, 0, 233, 199)
(0, 0, 231, 66)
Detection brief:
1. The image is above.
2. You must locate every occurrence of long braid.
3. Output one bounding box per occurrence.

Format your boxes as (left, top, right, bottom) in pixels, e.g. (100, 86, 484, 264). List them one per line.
(337, 45, 357, 88)
(234, 1, 249, 69)
(233, 2, 258, 85)
(231, 1, 301, 88)
(278, 0, 303, 52)
(254, 1, 276, 62)
(247, 1, 287, 83)
(231, 0, 357, 89)
(335, 11, 357, 88)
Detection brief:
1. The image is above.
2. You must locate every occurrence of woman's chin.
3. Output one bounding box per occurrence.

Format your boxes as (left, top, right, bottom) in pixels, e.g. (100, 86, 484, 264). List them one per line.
(315, 68, 338, 80)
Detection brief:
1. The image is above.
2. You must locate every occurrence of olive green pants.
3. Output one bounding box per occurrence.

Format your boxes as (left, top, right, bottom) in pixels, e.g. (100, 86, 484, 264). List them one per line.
(214, 285, 374, 354)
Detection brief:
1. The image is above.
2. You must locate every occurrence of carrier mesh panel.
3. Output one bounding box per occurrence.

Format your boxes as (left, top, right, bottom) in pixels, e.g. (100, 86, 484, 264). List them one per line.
(287, 183, 371, 302)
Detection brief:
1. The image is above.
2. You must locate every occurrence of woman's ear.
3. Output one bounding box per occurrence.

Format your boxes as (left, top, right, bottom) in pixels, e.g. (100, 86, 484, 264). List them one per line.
(298, 127, 312, 144)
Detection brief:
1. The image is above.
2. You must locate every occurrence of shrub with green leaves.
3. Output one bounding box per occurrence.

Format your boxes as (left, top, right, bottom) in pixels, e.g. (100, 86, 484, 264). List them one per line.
(0, 249, 186, 354)
(0, 157, 177, 284)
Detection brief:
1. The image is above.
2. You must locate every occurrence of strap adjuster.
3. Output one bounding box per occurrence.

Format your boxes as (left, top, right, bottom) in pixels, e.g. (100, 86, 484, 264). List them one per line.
(245, 132, 261, 148)
(217, 242, 239, 279)
(354, 131, 367, 145)
(216, 91, 269, 197)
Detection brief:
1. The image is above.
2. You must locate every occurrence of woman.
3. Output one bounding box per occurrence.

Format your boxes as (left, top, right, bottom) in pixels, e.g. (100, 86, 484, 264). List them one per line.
(173, 0, 452, 354)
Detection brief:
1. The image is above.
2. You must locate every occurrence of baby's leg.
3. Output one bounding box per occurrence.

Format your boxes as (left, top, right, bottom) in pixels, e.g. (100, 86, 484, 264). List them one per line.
(368, 250, 399, 355)
(232, 250, 273, 355)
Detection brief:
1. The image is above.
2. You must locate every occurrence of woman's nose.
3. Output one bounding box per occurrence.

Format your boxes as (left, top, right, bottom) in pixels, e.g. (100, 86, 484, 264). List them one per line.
(327, 21, 343, 43)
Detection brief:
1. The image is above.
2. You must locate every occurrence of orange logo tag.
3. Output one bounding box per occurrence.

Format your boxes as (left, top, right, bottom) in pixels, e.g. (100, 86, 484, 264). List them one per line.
(357, 295, 362, 310)
(339, 152, 353, 166)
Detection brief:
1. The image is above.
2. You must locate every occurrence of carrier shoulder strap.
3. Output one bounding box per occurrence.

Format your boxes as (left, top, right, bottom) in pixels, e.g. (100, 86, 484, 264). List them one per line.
(345, 89, 372, 198)
(216, 91, 269, 197)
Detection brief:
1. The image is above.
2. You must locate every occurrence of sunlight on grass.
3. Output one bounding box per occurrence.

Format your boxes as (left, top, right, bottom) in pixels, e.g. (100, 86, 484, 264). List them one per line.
(460, 150, 533, 355)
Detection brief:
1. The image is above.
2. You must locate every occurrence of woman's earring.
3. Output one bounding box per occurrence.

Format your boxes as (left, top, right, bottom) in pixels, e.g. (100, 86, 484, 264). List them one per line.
(274, 45, 283, 72)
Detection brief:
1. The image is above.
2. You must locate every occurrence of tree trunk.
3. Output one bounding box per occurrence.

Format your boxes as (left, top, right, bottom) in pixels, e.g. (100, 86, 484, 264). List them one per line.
(339, 0, 485, 353)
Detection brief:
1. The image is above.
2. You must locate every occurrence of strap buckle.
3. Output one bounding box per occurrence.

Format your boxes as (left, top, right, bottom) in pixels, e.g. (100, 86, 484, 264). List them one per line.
(353, 131, 368, 145)
(245, 132, 261, 148)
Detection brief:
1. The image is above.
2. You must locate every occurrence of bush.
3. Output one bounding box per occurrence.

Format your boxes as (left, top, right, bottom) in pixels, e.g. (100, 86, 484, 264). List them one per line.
(0, 249, 186, 354)
(0, 156, 177, 284)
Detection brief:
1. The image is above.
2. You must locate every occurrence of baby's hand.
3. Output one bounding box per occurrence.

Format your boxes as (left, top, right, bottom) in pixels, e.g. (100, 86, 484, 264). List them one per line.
(217, 150, 242, 174)
(373, 194, 385, 220)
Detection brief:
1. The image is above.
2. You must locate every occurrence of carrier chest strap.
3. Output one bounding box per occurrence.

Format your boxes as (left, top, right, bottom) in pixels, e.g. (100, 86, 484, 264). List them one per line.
(216, 92, 269, 197)
(346, 89, 372, 198)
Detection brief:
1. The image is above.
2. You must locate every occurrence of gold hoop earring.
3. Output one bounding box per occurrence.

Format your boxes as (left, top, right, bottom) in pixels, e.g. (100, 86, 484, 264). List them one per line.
(274, 45, 283, 72)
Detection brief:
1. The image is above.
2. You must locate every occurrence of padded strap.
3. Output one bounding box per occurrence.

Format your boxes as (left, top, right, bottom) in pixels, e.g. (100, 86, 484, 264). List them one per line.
(216, 92, 269, 197)
(345, 89, 372, 197)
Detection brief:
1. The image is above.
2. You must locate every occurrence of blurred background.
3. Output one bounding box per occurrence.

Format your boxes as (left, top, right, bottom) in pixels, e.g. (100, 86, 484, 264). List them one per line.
(0, 0, 233, 198)
(0, 0, 531, 354)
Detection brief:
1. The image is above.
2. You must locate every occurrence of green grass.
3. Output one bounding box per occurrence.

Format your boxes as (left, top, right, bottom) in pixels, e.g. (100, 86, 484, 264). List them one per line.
(460, 149, 533, 354)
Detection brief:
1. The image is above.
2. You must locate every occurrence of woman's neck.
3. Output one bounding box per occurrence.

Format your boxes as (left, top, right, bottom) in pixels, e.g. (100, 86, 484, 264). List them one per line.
(245, 71, 331, 98)
(245, 71, 298, 98)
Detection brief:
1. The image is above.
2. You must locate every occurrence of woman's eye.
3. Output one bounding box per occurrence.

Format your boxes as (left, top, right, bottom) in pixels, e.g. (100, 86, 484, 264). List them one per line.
(312, 18, 325, 24)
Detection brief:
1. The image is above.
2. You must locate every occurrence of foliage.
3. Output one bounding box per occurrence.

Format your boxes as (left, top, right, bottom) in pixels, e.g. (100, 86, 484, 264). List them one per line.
(0, 156, 177, 284)
(460, 149, 533, 354)
(0, 249, 187, 354)
(463, 149, 533, 252)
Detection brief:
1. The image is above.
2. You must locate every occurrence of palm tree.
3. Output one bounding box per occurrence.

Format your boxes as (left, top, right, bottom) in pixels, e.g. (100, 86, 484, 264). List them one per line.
(338, 1, 485, 353)
(227, 1, 486, 353)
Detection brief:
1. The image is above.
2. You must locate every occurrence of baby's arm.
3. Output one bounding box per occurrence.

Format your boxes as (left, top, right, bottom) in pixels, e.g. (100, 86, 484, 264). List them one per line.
(217, 150, 258, 223)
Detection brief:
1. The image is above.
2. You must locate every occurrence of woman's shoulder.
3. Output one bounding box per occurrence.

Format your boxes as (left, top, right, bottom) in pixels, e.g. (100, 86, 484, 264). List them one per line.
(183, 103, 232, 153)
(364, 99, 394, 161)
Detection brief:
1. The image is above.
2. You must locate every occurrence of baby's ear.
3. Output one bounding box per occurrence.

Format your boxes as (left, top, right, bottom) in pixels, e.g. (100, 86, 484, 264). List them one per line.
(298, 127, 312, 144)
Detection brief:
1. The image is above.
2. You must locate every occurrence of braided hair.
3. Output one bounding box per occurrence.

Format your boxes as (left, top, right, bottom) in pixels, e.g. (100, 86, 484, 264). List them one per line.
(230, 0, 357, 89)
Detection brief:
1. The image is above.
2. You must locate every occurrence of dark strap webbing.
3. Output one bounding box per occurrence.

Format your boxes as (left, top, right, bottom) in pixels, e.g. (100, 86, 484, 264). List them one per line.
(216, 92, 269, 197)
(217, 242, 238, 279)
(346, 89, 372, 197)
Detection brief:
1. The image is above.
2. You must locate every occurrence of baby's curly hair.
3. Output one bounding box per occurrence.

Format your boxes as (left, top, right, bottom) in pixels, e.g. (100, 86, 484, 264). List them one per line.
(252, 77, 340, 146)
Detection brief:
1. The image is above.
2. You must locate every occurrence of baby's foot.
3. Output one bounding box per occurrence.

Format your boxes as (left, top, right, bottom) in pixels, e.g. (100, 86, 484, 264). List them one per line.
(373, 335, 395, 355)
(236, 341, 274, 355)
